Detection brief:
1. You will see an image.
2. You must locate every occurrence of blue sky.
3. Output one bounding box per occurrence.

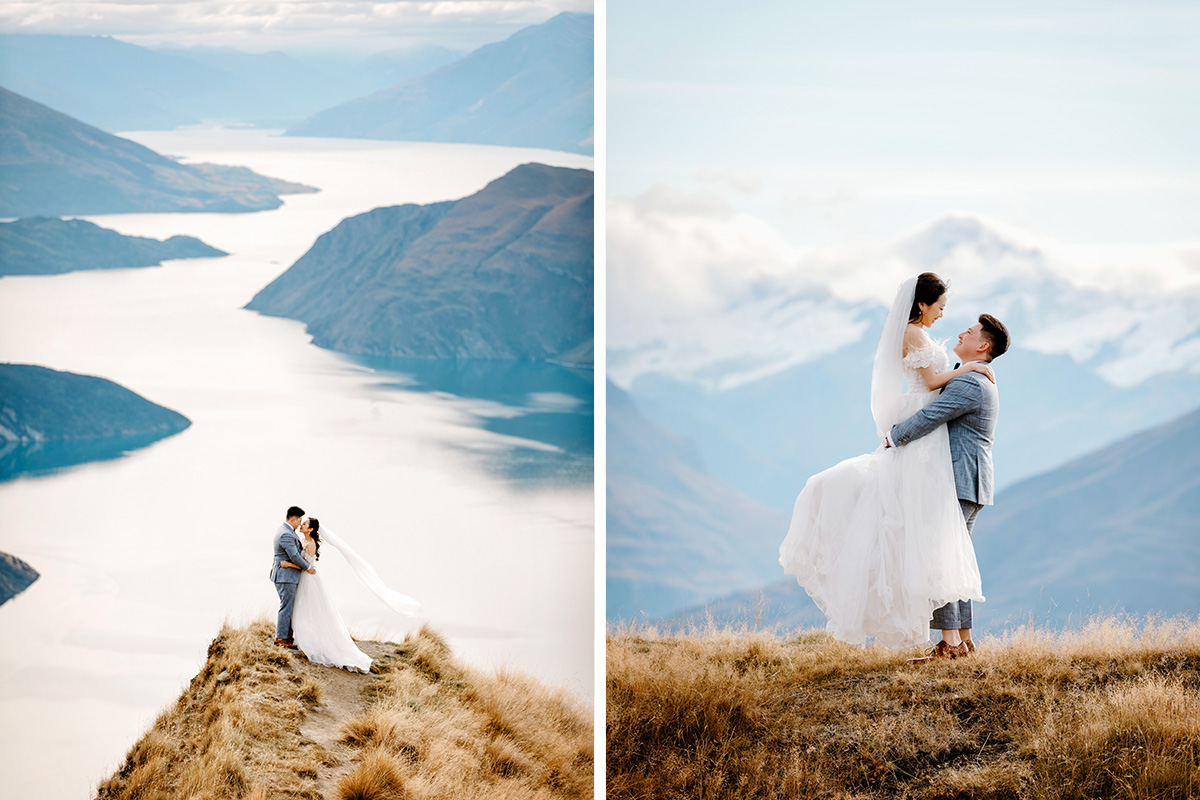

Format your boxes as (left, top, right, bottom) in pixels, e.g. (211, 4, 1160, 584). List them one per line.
(608, 0, 1200, 245)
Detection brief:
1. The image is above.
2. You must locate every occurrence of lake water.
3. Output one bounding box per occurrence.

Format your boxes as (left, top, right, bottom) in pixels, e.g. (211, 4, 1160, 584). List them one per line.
(0, 129, 595, 799)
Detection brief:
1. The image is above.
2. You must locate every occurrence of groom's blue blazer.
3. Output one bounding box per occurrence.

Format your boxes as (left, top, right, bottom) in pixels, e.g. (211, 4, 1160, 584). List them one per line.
(889, 369, 999, 506)
(270, 523, 310, 584)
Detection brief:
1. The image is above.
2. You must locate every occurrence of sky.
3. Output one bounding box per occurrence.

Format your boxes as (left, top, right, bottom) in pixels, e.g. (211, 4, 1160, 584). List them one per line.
(606, 1, 1200, 389)
(0, 0, 592, 53)
(608, 0, 1200, 247)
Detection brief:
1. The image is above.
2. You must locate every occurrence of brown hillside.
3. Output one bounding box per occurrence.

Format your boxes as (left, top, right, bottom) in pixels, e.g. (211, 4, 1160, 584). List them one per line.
(96, 620, 592, 800)
(607, 617, 1200, 800)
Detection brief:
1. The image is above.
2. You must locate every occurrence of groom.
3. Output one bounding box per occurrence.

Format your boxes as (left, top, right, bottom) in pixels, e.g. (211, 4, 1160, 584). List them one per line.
(885, 314, 1009, 659)
(271, 505, 315, 649)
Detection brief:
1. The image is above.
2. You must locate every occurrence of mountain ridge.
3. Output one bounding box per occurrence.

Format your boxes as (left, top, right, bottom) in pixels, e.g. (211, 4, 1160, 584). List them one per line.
(287, 12, 594, 154)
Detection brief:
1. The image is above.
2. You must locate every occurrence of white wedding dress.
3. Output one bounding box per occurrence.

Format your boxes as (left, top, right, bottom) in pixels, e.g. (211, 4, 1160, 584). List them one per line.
(292, 528, 421, 672)
(778, 280, 984, 649)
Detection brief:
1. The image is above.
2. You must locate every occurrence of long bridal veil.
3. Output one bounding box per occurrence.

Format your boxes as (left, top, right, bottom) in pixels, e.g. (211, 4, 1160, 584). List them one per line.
(870, 276, 917, 437)
(321, 528, 421, 617)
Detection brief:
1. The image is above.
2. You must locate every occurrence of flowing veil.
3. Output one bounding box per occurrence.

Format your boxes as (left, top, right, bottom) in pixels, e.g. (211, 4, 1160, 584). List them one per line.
(320, 528, 421, 617)
(870, 277, 917, 437)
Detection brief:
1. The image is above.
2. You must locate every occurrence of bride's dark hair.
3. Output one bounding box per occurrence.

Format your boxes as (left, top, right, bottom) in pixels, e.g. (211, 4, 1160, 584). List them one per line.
(909, 272, 948, 323)
(307, 517, 321, 561)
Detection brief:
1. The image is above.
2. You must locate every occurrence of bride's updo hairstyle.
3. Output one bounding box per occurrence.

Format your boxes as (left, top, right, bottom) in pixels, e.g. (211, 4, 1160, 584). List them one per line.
(909, 272, 948, 323)
(307, 517, 321, 561)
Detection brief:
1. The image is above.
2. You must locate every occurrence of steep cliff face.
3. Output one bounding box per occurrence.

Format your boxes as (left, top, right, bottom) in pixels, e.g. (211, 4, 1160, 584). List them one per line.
(0, 217, 226, 276)
(0, 86, 315, 217)
(246, 163, 593, 363)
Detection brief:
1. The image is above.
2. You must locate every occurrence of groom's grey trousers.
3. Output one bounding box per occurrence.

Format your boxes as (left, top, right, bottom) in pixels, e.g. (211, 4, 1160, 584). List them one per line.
(275, 581, 298, 641)
(931, 499, 984, 631)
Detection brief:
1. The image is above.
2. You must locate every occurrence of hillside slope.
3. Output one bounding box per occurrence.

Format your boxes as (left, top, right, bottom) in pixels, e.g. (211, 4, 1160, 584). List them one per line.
(0, 217, 226, 276)
(287, 12, 593, 154)
(246, 163, 593, 363)
(607, 380, 788, 620)
(0, 87, 315, 217)
(96, 621, 591, 800)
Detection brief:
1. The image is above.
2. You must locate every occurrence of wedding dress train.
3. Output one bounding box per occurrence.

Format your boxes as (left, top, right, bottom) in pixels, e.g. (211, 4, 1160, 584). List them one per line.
(292, 528, 421, 672)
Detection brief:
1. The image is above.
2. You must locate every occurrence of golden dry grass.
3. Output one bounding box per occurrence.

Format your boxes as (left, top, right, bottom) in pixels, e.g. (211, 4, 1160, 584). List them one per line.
(95, 621, 593, 800)
(607, 615, 1200, 800)
(336, 625, 593, 800)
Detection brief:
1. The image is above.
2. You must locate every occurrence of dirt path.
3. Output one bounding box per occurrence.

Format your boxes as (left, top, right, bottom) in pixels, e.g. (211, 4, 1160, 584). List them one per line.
(291, 641, 398, 800)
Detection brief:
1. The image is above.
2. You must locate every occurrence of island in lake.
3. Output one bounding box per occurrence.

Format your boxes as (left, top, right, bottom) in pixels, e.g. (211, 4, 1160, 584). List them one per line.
(0, 551, 38, 606)
(0, 217, 227, 276)
(0, 363, 191, 480)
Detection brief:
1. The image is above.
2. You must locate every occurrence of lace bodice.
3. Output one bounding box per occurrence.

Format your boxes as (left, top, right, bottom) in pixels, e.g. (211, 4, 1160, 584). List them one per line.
(902, 343, 949, 394)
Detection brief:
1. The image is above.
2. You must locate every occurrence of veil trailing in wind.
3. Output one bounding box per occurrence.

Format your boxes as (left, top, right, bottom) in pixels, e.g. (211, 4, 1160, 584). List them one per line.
(320, 528, 421, 617)
(870, 276, 917, 438)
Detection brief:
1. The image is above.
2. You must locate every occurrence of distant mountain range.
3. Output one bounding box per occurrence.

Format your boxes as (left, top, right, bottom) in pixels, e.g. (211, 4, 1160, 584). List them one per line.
(0, 87, 316, 217)
(0, 551, 38, 607)
(638, 403, 1200, 632)
(607, 380, 788, 620)
(0, 363, 190, 479)
(617, 213, 1200, 512)
(246, 163, 593, 363)
(0, 217, 226, 276)
(287, 12, 594, 154)
(0, 33, 464, 131)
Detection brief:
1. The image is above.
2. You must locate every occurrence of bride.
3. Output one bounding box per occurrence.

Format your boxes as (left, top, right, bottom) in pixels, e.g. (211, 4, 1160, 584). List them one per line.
(282, 517, 421, 672)
(778, 273, 989, 649)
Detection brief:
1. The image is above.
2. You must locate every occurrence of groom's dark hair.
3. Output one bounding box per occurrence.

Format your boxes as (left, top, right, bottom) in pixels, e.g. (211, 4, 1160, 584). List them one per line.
(286, 505, 305, 519)
(978, 314, 1009, 360)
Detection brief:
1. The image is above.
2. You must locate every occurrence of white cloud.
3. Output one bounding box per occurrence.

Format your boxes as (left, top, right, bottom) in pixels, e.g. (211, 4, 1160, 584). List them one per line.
(0, 0, 590, 51)
(609, 188, 1200, 391)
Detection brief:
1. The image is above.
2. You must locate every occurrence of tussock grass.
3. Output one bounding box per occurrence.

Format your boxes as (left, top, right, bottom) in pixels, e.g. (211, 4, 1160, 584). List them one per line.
(607, 615, 1200, 800)
(95, 620, 592, 800)
(336, 624, 593, 800)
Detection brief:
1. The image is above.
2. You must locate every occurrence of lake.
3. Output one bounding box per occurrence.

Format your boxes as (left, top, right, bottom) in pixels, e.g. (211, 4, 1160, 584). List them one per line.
(0, 129, 595, 799)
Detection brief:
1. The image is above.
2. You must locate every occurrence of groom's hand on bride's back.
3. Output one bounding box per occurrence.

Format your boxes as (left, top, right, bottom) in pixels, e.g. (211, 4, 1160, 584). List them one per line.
(307, 567, 316, 574)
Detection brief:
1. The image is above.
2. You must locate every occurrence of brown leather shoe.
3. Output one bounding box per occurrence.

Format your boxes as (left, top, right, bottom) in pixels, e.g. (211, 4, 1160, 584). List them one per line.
(908, 640, 967, 663)
(274, 638, 298, 649)
(964, 639, 976, 655)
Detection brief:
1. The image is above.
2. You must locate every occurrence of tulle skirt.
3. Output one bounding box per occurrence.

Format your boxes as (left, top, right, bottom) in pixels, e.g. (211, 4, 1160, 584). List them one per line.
(779, 392, 984, 649)
(293, 571, 373, 673)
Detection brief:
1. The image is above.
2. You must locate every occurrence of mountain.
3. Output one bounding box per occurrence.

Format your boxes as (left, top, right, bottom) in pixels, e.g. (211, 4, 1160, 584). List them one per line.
(0, 87, 316, 217)
(246, 163, 593, 362)
(0, 217, 226, 276)
(287, 12, 594, 154)
(616, 211, 1200, 512)
(969, 404, 1200, 627)
(0, 34, 439, 131)
(0, 363, 190, 479)
(0, 551, 38, 606)
(607, 380, 788, 620)
(657, 404, 1200, 633)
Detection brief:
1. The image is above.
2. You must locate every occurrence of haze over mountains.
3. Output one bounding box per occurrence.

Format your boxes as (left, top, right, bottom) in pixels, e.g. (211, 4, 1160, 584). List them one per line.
(0, 217, 225, 276)
(0, 33, 463, 131)
(247, 163, 593, 363)
(642, 403, 1200, 632)
(287, 12, 594, 154)
(0, 13, 593, 155)
(0, 87, 315, 216)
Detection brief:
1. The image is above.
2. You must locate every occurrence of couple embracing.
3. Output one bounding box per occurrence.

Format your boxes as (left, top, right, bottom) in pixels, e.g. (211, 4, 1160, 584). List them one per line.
(271, 505, 421, 672)
(780, 273, 1009, 659)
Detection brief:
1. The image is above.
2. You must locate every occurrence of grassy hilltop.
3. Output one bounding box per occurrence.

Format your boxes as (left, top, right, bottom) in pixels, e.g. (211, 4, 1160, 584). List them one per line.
(607, 617, 1200, 800)
(96, 621, 592, 800)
